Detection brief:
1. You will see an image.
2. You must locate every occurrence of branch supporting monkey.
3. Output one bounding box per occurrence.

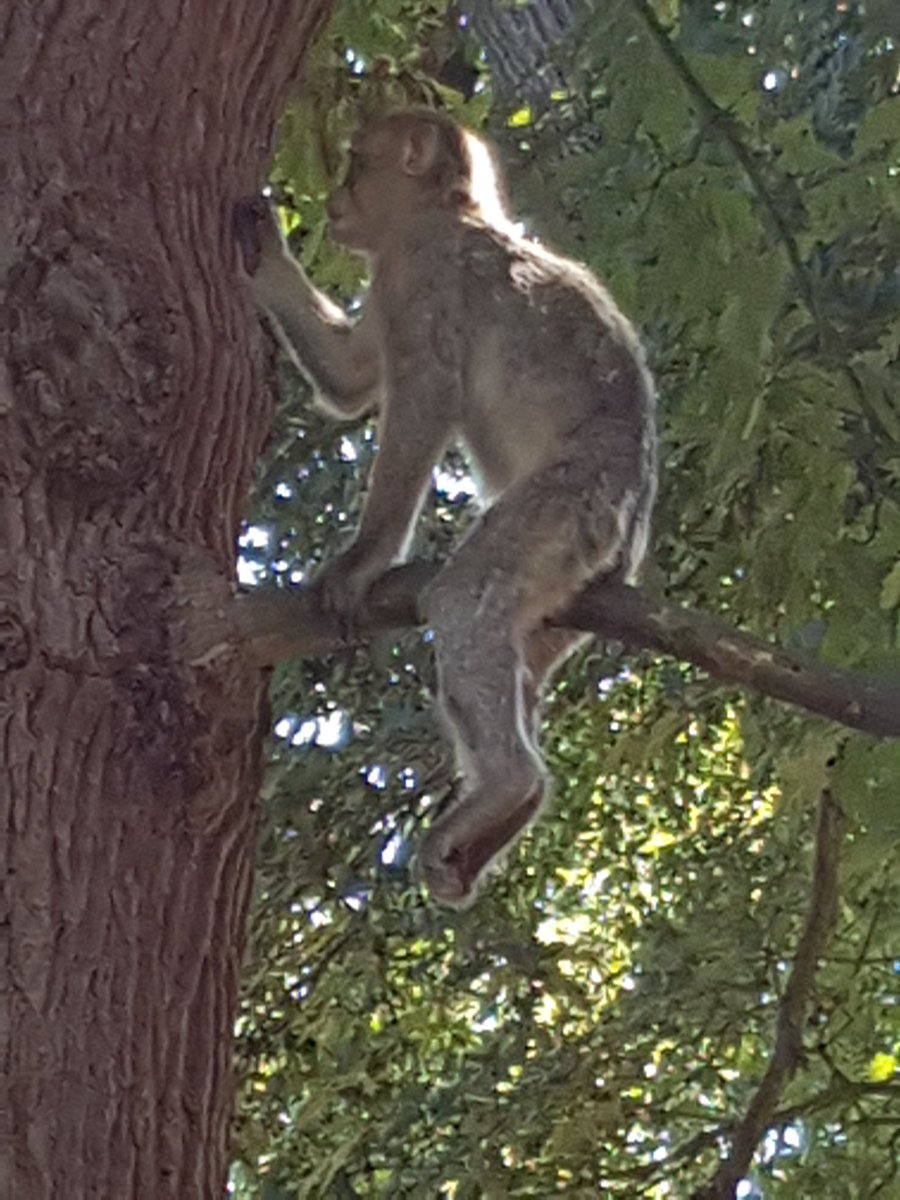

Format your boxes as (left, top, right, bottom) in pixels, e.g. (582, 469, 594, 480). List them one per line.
(234, 108, 657, 905)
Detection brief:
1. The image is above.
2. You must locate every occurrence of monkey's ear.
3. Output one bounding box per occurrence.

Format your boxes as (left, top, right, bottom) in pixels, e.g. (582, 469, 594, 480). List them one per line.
(399, 123, 441, 177)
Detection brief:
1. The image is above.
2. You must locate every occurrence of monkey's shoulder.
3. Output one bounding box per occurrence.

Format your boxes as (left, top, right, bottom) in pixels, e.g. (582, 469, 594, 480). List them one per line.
(452, 225, 639, 354)
(458, 226, 621, 311)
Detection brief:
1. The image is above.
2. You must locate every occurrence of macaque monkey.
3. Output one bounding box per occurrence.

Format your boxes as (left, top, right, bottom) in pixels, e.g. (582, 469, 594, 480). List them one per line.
(234, 108, 656, 905)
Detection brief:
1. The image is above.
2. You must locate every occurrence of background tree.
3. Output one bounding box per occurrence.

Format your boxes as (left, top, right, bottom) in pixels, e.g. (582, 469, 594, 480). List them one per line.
(1, 3, 334, 1196)
(231, 2, 900, 1197)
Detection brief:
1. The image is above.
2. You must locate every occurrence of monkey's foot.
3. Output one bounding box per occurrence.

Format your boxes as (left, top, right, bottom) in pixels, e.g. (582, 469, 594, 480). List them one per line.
(418, 775, 546, 906)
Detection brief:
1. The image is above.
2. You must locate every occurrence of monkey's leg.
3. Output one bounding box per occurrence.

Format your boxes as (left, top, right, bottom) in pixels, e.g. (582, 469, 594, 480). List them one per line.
(421, 623, 587, 905)
(420, 468, 622, 904)
(421, 576, 545, 905)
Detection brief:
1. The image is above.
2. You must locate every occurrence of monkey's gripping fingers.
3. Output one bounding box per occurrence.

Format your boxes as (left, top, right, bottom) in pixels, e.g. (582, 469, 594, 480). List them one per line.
(233, 196, 288, 277)
(310, 545, 384, 625)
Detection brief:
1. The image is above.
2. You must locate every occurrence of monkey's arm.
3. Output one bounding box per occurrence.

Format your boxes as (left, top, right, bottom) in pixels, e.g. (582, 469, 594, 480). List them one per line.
(262, 268, 381, 418)
(316, 393, 454, 613)
(234, 198, 380, 417)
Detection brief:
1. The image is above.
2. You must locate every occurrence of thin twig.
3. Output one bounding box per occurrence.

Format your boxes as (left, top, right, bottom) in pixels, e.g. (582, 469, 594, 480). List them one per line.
(693, 791, 844, 1199)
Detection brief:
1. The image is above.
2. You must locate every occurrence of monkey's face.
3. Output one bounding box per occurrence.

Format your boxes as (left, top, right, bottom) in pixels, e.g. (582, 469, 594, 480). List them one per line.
(326, 129, 390, 253)
(327, 123, 431, 254)
(326, 155, 377, 252)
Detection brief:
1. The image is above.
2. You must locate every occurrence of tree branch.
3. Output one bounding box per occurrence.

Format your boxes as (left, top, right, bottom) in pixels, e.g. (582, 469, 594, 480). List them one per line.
(693, 791, 844, 1200)
(564, 578, 900, 738)
(191, 564, 900, 738)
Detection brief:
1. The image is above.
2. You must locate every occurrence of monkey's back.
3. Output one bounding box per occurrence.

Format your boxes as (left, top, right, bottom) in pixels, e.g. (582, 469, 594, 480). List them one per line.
(453, 223, 655, 511)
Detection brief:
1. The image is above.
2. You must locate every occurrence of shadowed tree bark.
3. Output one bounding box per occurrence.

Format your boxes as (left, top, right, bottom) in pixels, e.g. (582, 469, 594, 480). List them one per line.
(0, 2, 333, 1195)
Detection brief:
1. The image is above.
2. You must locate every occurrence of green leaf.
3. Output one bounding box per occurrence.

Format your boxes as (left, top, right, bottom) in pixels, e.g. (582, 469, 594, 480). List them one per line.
(770, 116, 843, 172)
(687, 53, 760, 111)
(835, 742, 900, 836)
(856, 98, 900, 152)
(867, 1052, 898, 1083)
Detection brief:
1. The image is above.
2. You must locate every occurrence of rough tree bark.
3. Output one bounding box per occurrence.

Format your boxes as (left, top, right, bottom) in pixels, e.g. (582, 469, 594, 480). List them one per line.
(0, 2, 333, 1196)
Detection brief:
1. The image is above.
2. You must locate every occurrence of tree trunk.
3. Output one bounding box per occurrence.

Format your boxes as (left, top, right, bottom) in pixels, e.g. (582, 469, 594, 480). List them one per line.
(0, 2, 333, 1195)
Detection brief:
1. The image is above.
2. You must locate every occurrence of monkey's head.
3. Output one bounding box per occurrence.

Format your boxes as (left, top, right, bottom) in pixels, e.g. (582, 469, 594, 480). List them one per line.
(326, 108, 512, 254)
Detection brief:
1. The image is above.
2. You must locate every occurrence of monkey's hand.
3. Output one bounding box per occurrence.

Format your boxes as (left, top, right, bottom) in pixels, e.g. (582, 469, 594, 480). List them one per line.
(311, 544, 385, 623)
(233, 196, 288, 278)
